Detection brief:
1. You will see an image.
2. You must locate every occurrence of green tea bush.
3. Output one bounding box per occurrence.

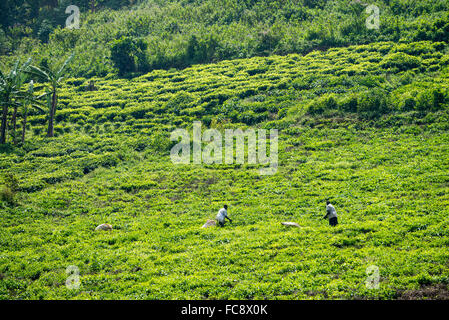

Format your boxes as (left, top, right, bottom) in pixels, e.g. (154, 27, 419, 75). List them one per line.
(0, 173, 19, 206)
(0, 186, 15, 205)
(357, 89, 390, 119)
(307, 94, 339, 115)
(380, 52, 422, 72)
(339, 94, 358, 113)
(416, 88, 449, 113)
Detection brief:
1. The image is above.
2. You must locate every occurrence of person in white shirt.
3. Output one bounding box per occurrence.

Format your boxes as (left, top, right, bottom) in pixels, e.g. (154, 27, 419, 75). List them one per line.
(323, 200, 338, 226)
(216, 204, 232, 227)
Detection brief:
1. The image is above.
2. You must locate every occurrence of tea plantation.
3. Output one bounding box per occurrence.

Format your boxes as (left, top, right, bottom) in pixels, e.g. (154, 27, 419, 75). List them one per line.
(1, 40, 449, 299)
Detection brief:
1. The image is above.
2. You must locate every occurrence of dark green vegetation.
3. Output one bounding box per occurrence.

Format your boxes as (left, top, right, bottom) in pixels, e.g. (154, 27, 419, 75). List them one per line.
(1, 37, 449, 299)
(1, 0, 449, 77)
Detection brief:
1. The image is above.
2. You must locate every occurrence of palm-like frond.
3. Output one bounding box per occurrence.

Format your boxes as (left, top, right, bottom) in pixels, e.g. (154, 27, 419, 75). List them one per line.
(56, 53, 75, 80)
(26, 54, 74, 87)
(2, 55, 73, 142)
(1, 58, 40, 143)
(27, 65, 52, 83)
(29, 103, 45, 113)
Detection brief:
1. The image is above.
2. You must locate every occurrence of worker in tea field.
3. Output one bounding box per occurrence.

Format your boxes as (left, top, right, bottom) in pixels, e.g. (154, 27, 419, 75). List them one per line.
(217, 204, 232, 227)
(323, 200, 338, 226)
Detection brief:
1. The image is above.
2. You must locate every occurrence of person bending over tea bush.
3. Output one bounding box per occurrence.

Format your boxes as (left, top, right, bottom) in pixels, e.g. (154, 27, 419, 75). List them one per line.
(324, 200, 338, 226)
(216, 204, 232, 227)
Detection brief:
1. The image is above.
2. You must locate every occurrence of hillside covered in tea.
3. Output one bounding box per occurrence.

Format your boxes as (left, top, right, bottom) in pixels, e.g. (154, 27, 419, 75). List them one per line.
(1, 0, 449, 300)
(1, 38, 449, 299)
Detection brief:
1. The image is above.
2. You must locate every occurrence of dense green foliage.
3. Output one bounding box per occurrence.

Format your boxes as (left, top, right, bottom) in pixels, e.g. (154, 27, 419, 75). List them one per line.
(1, 37, 449, 299)
(110, 36, 150, 76)
(1, 0, 449, 77)
(0, 58, 42, 145)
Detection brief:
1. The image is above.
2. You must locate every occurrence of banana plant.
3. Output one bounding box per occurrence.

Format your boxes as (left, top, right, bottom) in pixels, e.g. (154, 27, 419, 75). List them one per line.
(26, 53, 74, 138)
(0, 58, 32, 144)
(20, 81, 47, 144)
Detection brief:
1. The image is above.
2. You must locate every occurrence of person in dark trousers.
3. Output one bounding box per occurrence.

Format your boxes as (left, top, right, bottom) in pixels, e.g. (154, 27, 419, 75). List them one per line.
(216, 204, 232, 227)
(323, 200, 338, 226)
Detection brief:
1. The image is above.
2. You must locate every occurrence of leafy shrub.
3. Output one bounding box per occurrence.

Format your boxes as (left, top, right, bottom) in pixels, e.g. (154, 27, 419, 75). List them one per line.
(185, 34, 219, 66)
(0, 173, 19, 205)
(238, 110, 264, 125)
(307, 94, 339, 115)
(416, 88, 449, 113)
(402, 97, 417, 111)
(380, 52, 422, 72)
(148, 131, 172, 154)
(413, 12, 449, 42)
(110, 36, 150, 76)
(357, 89, 390, 119)
(256, 29, 281, 56)
(165, 93, 196, 115)
(2, 173, 19, 193)
(339, 95, 358, 113)
(0, 186, 15, 205)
